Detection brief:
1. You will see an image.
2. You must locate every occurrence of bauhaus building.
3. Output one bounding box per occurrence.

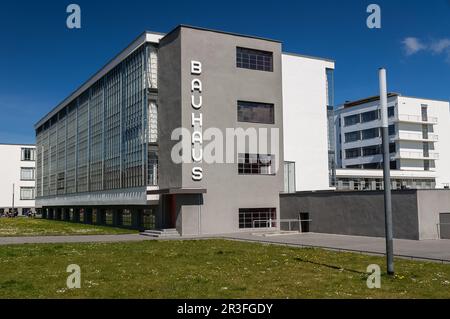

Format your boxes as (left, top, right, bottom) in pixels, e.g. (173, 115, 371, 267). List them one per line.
(34, 25, 335, 235)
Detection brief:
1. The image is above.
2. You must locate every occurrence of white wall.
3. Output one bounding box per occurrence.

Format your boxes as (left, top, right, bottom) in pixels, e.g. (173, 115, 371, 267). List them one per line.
(282, 53, 334, 191)
(0, 144, 35, 212)
(398, 97, 450, 187)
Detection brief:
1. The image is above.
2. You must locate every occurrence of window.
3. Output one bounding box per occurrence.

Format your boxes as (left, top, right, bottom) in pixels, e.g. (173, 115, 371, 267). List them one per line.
(389, 143, 396, 154)
(326, 68, 334, 107)
(20, 167, 35, 181)
(284, 162, 296, 193)
(344, 114, 360, 126)
(236, 47, 273, 72)
(21, 148, 35, 161)
(238, 153, 275, 175)
(388, 106, 395, 118)
(345, 131, 360, 143)
(121, 210, 132, 227)
(362, 145, 381, 156)
(363, 163, 381, 169)
(361, 110, 378, 123)
(20, 187, 35, 200)
(388, 124, 396, 136)
(390, 161, 397, 170)
(362, 128, 380, 140)
(345, 148, 360, 159)
(237, 101, 274, 124)
(424, 160, 430, 171)
(239, 208, 276, 229)
(147, 150, 158, 186)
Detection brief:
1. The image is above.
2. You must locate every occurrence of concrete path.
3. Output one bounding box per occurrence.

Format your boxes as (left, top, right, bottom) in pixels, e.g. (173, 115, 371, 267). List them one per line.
(0, 234, 151, 245)
(220, 232, 450, 263)
(1, 232, 450, 263)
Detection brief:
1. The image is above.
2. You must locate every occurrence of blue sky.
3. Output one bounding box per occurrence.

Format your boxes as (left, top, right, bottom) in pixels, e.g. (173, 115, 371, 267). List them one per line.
(1, 0, 449, 144)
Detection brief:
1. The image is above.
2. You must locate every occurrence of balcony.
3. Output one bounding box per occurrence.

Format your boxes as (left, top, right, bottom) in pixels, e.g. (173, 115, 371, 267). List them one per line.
(394, 131, 439, 142)
(397, 114, 438, 124)
(394, 151, 439, 160)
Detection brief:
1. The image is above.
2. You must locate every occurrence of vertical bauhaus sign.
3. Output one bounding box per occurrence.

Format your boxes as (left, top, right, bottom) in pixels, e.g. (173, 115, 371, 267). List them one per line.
(190, 60, 203, 181)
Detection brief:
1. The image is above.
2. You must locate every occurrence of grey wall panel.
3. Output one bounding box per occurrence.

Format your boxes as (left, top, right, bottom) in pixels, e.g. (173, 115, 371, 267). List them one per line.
(416, 190, 450, 239)
(280, 190, 420, 240)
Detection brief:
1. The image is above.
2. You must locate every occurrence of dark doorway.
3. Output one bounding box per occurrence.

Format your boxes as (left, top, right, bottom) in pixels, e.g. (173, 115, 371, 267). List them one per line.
(299, 212, 310, 233)
(439, 213, 450, 239)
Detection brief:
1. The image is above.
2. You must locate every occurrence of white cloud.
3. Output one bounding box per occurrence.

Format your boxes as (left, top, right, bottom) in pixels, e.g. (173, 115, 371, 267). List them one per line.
(402, 37, 450, 64)
(430, 38, 450, 54)
(402, 37, 426, 56)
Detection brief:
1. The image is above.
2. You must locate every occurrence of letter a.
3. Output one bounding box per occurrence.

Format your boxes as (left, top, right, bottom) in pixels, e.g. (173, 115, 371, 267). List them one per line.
(66, 4, 81, 29)
(366, 4, 381, 29)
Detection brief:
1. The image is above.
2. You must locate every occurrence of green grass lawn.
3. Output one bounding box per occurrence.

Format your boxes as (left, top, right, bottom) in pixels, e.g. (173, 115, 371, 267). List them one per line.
(0, 218, 137, 237)
(0, 239, 449, 298)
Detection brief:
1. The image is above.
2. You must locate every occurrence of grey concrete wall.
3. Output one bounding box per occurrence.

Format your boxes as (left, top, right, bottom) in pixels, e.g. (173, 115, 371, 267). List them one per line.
(158, 29, 183, 189)
(416, 190, 450, 239)
(159, 26, 284, 235)
(280, 190, 420, 240)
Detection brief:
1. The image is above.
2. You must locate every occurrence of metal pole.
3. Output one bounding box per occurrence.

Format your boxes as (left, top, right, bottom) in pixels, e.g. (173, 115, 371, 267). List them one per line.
(12, 183, 15, 211)
(379, 68, 394, 275)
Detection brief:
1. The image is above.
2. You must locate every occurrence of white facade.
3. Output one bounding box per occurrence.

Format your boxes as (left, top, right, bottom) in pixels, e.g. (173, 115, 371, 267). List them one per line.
(335, 94, 450, 189)
(282, 53, 335, 191)
(0, 144, 36, 215)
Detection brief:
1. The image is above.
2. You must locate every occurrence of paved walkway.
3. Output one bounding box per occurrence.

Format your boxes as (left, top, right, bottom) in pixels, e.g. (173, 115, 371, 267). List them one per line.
(1, 232, 449, 263)
(0, 234, 150, 245)
(220, 232, 450, 263)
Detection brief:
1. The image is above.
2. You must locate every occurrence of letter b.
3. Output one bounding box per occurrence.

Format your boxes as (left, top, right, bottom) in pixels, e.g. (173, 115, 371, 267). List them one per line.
(191, 61, 202, 75)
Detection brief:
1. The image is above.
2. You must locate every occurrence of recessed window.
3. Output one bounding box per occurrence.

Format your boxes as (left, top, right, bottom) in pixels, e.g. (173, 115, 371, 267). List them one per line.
(236, 47, 273, 72)
(388, 106, 395, 118)
(361, 128, 380, 140)
(20, 167, 35, 181)
(20, 187, 35, 200)
(21, 148, 35, 161)
(345, 148, 360, 159)
(239, 208, 276, 229)
(362, 145, 381, 157)
(237, 101, 274, 124)
(238, 153, 275, 175)
(345, 131, 360, 143)
(344, 114, 360, 126)
(361, 110, 379, 123)
(388, 124, 396, 136)
(389, 143, 396, 153)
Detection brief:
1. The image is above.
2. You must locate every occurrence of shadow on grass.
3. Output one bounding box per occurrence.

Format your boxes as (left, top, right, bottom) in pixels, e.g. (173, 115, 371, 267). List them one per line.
(293, 257, 367, 275)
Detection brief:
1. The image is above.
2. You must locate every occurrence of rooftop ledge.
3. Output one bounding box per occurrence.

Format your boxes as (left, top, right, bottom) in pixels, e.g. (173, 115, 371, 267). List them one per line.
(146, 188, 207, 195)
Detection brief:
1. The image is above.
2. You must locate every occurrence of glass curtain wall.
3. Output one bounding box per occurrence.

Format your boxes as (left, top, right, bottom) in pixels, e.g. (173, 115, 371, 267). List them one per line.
(35, 43, 158, 198)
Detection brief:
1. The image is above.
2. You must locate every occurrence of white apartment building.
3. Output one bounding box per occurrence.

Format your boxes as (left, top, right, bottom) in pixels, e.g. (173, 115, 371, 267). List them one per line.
(282, 53, 335, 192)
(335, 94, 450, 190)
(0, 144, 36, 215)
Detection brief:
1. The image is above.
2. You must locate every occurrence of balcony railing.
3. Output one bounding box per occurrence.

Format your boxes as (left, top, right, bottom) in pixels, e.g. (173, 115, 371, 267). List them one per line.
(397, 114, 438, 124)
(395, 151, 439, 160)
(395, 132, 439, 142)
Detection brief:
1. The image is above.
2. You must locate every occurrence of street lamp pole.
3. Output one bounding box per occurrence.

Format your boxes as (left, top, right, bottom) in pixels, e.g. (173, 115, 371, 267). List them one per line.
(379, 68, 394, 275)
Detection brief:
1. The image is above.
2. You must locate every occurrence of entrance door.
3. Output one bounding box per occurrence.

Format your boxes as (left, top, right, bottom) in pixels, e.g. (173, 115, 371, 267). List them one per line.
(439, 213, 450, 239)
(299, 212, 310, 233)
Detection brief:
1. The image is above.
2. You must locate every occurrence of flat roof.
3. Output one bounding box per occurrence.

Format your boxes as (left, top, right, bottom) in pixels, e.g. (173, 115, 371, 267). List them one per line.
(342, 93, 400, 108)
(340, 93, 450, 109)
(0, 143, 35, 146)
(282, 51, 335, 63)
(164, 24, 281, 44)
